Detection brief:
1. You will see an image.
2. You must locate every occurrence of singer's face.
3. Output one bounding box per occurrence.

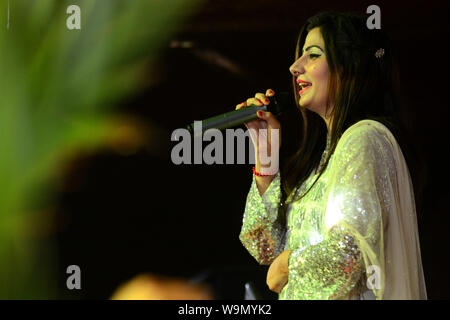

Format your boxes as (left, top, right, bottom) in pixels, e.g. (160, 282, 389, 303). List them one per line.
(289, 27, 331, 119)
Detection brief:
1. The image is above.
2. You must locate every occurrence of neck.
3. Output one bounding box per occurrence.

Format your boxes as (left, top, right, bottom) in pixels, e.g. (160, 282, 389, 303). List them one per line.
(323, 114, 332, 133)
(319, 105, 333, 133)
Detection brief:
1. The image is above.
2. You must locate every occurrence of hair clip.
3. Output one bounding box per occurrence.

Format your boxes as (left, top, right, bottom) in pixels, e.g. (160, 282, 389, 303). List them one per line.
(375, 48, 385, 58)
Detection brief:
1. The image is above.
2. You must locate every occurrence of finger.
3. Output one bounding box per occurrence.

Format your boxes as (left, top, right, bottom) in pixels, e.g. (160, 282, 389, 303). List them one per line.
(256, 110, 265, 119)
(255, 93, 270, 105)
(235, 101, 247, 110)
(236, 101, 260, 129)
(266, 89, 275, 97)
(257, 111, 280, 129)
(246, 97, 263, 107)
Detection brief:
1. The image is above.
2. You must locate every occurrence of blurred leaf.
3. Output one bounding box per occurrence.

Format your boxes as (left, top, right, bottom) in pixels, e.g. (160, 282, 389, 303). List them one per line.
(0, 0, 203, 298)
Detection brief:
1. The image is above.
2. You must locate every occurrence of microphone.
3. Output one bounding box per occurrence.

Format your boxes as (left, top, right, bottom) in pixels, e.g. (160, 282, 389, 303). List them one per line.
(186, 91, 292, 133)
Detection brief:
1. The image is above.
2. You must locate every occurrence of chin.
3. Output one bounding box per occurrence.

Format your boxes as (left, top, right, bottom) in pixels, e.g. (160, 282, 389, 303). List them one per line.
(299, 98, 311, 110)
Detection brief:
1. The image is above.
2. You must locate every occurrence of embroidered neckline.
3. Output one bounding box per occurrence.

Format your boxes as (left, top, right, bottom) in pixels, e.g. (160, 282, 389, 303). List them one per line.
(315, 134, 331, 174)
(286, 134, 332, 203)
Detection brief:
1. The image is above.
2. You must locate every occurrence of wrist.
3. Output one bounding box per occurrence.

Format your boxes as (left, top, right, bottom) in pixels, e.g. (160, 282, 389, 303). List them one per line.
(253, 166, 278, 177)
(253, 166, 278, 196)
(254, 149, 279, 176)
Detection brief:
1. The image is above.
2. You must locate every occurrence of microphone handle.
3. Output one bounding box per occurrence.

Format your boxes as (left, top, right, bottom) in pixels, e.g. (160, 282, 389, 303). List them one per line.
(186, 92, 290, 133)
(189, 105, 267, 133)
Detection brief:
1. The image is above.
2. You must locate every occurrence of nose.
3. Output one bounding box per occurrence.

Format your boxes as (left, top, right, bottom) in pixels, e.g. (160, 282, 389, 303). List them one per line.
(289, 57, 305, 77)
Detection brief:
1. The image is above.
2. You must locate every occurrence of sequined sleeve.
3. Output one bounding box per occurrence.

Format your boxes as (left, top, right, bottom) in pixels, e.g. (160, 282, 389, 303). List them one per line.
(287, 226, 364, 299)
(286, 121, 393, 299)
(239, 172, 285, 265)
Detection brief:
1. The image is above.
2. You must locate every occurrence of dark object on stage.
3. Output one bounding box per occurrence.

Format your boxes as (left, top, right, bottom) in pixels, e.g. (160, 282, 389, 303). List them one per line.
(186, 91, 292, 133)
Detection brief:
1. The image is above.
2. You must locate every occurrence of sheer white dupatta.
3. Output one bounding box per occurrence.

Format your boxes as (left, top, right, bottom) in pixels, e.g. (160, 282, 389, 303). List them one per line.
(381, 122, 427, 299)
(324, 120, 427, 300)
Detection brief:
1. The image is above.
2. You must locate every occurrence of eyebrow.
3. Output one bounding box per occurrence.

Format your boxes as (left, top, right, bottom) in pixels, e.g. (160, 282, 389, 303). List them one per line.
(302, 45, 324, 53)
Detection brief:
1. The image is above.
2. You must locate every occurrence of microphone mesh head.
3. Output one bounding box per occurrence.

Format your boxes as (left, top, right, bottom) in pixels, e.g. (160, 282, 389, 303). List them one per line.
(268, 92, 294, 115)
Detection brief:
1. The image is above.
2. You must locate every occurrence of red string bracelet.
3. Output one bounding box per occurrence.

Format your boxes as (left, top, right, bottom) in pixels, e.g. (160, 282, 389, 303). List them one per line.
(252, 166, 278, 177)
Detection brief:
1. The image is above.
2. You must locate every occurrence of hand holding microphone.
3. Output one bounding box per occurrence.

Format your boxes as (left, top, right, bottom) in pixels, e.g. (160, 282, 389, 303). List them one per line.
(185, 89, 291, 193)
(186, 90, 290, 133)
(236, 89, 282, 192)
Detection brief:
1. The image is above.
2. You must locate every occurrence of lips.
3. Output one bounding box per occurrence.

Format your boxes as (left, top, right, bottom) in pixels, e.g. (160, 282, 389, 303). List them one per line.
(299, 86, 312, 95)
(297, 79, 312, 95)
(296, 79, 312, 85)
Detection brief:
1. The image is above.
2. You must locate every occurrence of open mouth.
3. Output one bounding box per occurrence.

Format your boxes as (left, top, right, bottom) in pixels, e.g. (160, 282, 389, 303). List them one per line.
(298, 81, 312, 95)
(300, 82, 312, 89)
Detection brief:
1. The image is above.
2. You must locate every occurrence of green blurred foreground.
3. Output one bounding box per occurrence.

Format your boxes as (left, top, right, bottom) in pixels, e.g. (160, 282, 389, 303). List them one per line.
(0, 0, 201, 298)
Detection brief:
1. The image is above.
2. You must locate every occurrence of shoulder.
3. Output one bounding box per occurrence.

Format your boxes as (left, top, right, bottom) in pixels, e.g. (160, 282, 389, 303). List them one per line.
(334, 119, 397, 161)
(340, 119, 393, 143)
(338, 119, 396, 149)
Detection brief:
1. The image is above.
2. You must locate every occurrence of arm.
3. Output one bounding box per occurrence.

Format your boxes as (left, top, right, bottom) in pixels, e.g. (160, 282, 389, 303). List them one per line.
(287, 226, 364, 299)
(266, 227, 363, 296)
(254, 174, 276, 196)
(239, 172, 285, 265)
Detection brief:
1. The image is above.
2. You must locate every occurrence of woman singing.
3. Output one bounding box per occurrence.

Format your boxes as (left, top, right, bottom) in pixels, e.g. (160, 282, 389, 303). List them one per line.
(237, 11, 427, 299)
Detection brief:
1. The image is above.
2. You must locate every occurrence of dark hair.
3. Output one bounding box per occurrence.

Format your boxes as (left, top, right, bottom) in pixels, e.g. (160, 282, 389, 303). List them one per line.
(280, 11, 426, 215)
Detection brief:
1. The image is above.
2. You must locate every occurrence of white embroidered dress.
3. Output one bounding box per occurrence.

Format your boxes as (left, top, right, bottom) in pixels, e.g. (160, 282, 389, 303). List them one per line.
(240, 120, 427, 299)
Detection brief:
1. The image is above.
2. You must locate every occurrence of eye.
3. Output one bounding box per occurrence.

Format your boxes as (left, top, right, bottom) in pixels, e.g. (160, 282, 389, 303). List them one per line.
(309, 54, 321, 59)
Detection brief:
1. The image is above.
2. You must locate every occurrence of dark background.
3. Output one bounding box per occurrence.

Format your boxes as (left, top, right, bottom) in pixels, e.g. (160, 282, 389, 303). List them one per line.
(52, 0, 450, 299)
